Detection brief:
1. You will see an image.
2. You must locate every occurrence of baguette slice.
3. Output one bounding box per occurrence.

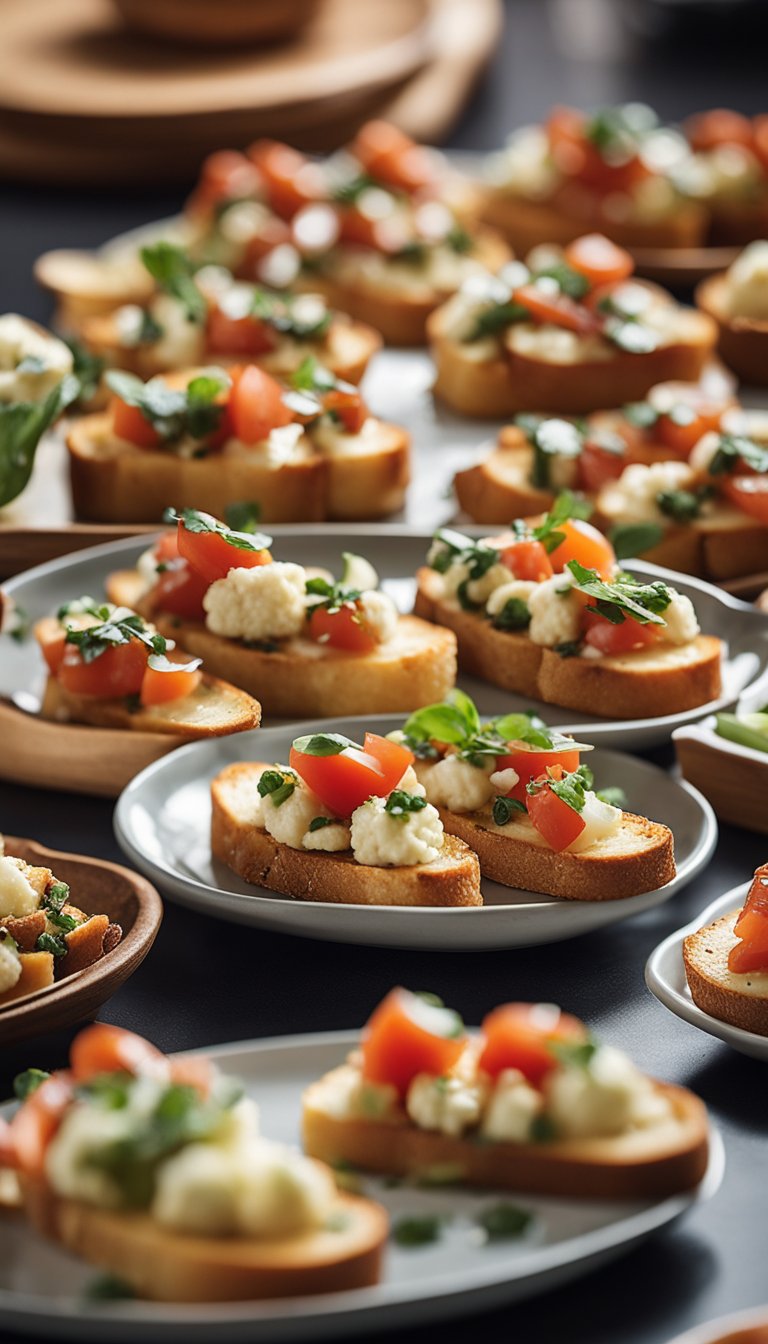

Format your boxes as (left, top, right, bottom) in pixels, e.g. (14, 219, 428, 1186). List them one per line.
(593, 498, 768, 583)
(34, 248, 155, 332)
(428, 303, 717, 419)
(303, 1064, 710, 1201)
(430, 803, 674, 900)
(478, 189, 708, 256)
(414, 567, 722, 719)
(211, 762, 482, 907)
(683, 911, 768, 1037)
(22, 1176, 386, 1303)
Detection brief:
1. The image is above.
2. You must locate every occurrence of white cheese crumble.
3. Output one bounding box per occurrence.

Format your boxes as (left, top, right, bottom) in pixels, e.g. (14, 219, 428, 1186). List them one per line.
(489, 767, 521, 794)
(599, 460, 696, 526)
(421, 755, 495, 813)
(660, 591, 700, 645)
(204, 562, 307, 641)
(350, 795, 444, 867)
(480, 1069, 543, 1142)
(565, 793, 622, 854)
(544, 1046, 672, 1139)
(357, 590, 399, 645)
(0, 314, 73, 404)
(527, 574, 581, 648)
(147, 294, 205, 368)
(302, 822, 351, 852)
(0, 856, 41, 919)
(485, 578, 537, 618)
(260, 775, 334, 848)
(406, 1072, 487, 1137)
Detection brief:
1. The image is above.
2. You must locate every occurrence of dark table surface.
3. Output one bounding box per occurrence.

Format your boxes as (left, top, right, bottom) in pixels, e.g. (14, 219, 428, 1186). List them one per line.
(2, 1, 767, 1341)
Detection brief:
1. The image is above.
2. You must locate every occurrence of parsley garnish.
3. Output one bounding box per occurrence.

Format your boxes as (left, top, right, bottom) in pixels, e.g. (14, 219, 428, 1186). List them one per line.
(492, 795, 527, 825)
(13, 1068, 50, 1100)
(608, 522, 665, 561)
(566, 560, 671, 625)
(140, 242, 207, 324)
(533, 491, 593, 553)
(491, 596, 531, 631)
(308, 816, 336, 832)
(392, 1215, 444, 1247)
(657, 487, 710, 522)
(36, 931, 67, 957)
(64, 609, 166, 665)
(476, 1202, 532, 1240)
(164, 508, 272, 553)
(257, 769, 296, 807)
(526, 762, 593, 814)
(383, 790, 428, 820)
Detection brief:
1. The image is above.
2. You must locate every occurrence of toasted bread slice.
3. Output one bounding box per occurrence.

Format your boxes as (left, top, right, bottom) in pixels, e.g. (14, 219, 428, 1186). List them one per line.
(296, 228, 510, 347)
(112, 608, 457, 719)
(454, 442, 561, 523)
(414, 567, 722, 718)
(428, 304, 717, 419)
(479, 189, 708, 256)
(594, 497, 768, 583)
(211, 761, 482, 907)
(37, 638, 260, 739)
(322, 422, 410, 521)
(303, 1064, 710, 1201)
(683, 911, 768, 1037)
(696, 273, 768, 387)
(429, 803, 674, 900)
(21, 1176, 386, 1302)
(80, 312, 381, 388)
(34, 249, 155, 332)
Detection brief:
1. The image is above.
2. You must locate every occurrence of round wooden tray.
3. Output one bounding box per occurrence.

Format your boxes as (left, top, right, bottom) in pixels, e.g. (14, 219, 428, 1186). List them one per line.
(0, 836, 162, 1046)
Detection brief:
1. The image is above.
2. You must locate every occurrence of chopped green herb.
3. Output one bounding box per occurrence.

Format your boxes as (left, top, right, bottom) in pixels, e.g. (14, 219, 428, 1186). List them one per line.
(708, 434, 768, 477)
(257, 769, 296, 807)
(392, 1214, 444, 1247)
(0, 373, 80, 507)
(13, 1067, 51, 1101)
(595, 785, 628, 808)
(163, 507, 272, 553)
(308, 816, 337, 832)
(106, 369, 230, 445)
(140, 242, 207, 324)
(657, 487, 709, 522)
(491, 596, 531, 631)
(383, 790, 428, 820)
(447, 224, 472, 254)
(608, 521, 665, 561)
(43, 880, 70, 913)
(476, 1202, 532, 1240)
(65, 610, 166, 666)
(533, 491, 593, 553)
(36, 932, 67, 957)
(533, 261, 589, 300)
(551, 1039, 598, 1069)
(566, 560, 671, 625)
(492, 795, 527, 825)
(465, 300, 530, 341)
(84, 1274, 136, 1302)
(530, 1113, 557, 1142)
(292, 732, 356, 757)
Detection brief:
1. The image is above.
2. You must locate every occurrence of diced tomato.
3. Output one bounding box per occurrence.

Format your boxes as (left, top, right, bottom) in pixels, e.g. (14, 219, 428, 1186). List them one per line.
(478, 1002, 588, 1086)
(70, 1024, 170, 1084)
(350, 120, 437, 195)
(685, 109, 754, 153)
(729, 865, 768, 973)
(656, 410, 708, 457)
(246, 140, 324, 218)
(37, 626, 67, 676)
(169, 1055, 215, 1097)
(513, 283, 599, 335)
(547, 105, 651, 192)
(57, 639, 149, 698)
(149, 560, 209, 621)
(229, 364, 293, 445)
(721, 474, 768, 524)
(498, 538, 554, 582)
(548, 518, 616, 578)
(582, 609, 660, 655)
(526, 769, 586, 852)
(187, 150, 261, 217)
(495, 744, 581, 804)
(578, 441, 627, 492)
(10, 1071, 74, 1176)
(111, 396, 162, 449)
(206, 307, 277, 358)
(360, 988, 467, 1098)
(324, 386, 368, 434)
(177, 517, 272, 586)
(564, 234, 634, 289)
(289, 733, 412, 817)
(140, 661, 202, 707)
(154, 531, 180, 564)
(308, 601, 378, 653)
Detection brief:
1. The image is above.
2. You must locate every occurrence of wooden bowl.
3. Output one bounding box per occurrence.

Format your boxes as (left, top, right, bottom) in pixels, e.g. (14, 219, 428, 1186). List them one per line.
(0, 836, 162, 1046)
(112, 0, 322, 45)
(696, 272, 768, 386)
(673, 721, 768, 836)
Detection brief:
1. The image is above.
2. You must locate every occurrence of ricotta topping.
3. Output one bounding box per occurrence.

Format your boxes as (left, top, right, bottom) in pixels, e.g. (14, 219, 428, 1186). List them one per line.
(406, 1072, 487, 1137)
(420, 754, 495, 813)
(480, 1069, 543, 1142)
(484, 125, 558, 198)
(204, 562, 307, 641)
(598, 460, 696, 526)
(0, 314, 73, 405)
(544, 1045, 671, 1139)
(527, 574, 581, 648)
(349, 795, 444, 867)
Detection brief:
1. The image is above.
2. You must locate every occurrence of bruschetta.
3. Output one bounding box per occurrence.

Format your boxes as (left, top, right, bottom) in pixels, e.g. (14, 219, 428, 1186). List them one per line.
(76, 244, 381, 391)
(107, 511, 456, 718)
(413, 497, 722, 719)
(696, 241, 768, 386)
(34, 596, 260, 738)
(429, 235, 716, 419)
(683, 863, 768, 1037)
(0, 315, 79, 507)
(6, 1024, 387, 1301)
(211, 729, 481, 907)
(0, 838, 122, 1007)
(68, 359, 409, 525)
(683, 109, 768, 247)
(394, 690, 674, 900)
(454, 378, 736, 525)
(303, 989, 710, 1200)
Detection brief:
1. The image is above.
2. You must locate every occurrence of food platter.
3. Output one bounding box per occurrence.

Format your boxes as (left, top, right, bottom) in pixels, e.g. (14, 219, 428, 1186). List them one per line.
(0, 1031, 725, 1342)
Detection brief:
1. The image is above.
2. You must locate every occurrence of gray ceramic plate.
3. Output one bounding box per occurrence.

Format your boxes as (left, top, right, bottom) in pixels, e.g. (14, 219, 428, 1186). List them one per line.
(0, 1030, 724, 1342)
(113, 713, 716, 949)
(645, 885, 768, 1062)
(2, 530, 766, 752)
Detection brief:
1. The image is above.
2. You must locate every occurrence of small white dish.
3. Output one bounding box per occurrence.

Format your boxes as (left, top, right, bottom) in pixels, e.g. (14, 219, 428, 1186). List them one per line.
(0, 1030, 724, 1343)
(645, 884, 768, 1061)
(113, 714, 717, 950)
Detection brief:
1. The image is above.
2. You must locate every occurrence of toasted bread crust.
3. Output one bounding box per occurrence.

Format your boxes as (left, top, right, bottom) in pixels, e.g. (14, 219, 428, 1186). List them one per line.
(478, 188, 708, 255)
(211, 761, 482, 907)
(594, 500, 768, 583)
(302, 1069, 710, 1200)
(414, 567, 722, 718)
(22, 1177, 386, 1302)
(683, 912, 768, 1037)
(696, 273, 768, 387)
(435, 807, 675, 900)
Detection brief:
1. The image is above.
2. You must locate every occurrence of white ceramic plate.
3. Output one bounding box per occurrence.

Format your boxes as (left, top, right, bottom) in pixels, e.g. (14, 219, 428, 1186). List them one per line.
(664, 1306, 768, 1344)
(0, 1030, 724, 1343)
(645, 885, 768, 1061)
(113, 713, 716, 949)
(2, 530, 766, 751)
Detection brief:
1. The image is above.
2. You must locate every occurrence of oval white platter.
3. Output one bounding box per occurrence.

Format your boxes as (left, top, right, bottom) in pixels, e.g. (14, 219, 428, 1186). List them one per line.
(2, 530, 766, 753)
(645, 884, 768, 1062)
(0, 1030, 724, 1343)
(113, 713, 716, 950)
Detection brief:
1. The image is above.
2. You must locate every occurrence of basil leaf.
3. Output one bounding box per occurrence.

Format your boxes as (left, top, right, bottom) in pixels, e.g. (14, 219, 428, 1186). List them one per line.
(595, 785, 628, 808)
(608, 521, 665, 560)
(708, 434, 768, 477)
(465, 300, 530, 341)
(163, 508, 272, 553)
(492, 795, 526, 825)
(257, 769, 296, 806)
(566, 560, 670, 625)
(402, 690, 480, 748)
(491, 596, 531, 631)
(140, 242, 206, 324)
(290, 356, 336, 394)
(533, 491, 592, 552)
(0, 373, 80, 506)
(476, 1202, 532, 1241)
(656, 488, 707, 522)
(292, 733, 356, 757)
(533, 261, 589, 300)
(13, 1067, 51, 1101)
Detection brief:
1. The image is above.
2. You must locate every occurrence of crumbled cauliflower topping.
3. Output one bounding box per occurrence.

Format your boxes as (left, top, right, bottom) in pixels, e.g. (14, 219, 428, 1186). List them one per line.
(527, 574, 581, 648)
(204, 562, 307, 641)
(660, 591, 700, 645)
(406, 1072, 487, 1137)
(358, 590, 398, 645)
(350, 795, 444, 867)
(599, 460, 696, 526)
(421, 755, 495, 813)
(0, 314, 73, 404)
(481, 1069, 543, 1142)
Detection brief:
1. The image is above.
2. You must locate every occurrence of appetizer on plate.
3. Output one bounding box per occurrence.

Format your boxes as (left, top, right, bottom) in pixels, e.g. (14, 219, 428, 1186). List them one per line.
(479, 103, 768, 254)
(0, 838, 122, 1007)
(684, 863, 768, 1036)
(107, 510, 456, 718)
(673, 707, 768, 838)
(303, 988, 710, 1199)
(34, 596, 260, 738)
(68, 358, 409, 524)
(4, 1024, 387, 1301)
(414, 497, 722, 719)
(696, 240, 768, 385)
(396, 691, 675, 900)
(428, 235, 716, 418)
(454, 377, 736, 524)
(0, 314, 79, 507)
(75, 244, 381, 390)
(211, 728, 481, 908)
